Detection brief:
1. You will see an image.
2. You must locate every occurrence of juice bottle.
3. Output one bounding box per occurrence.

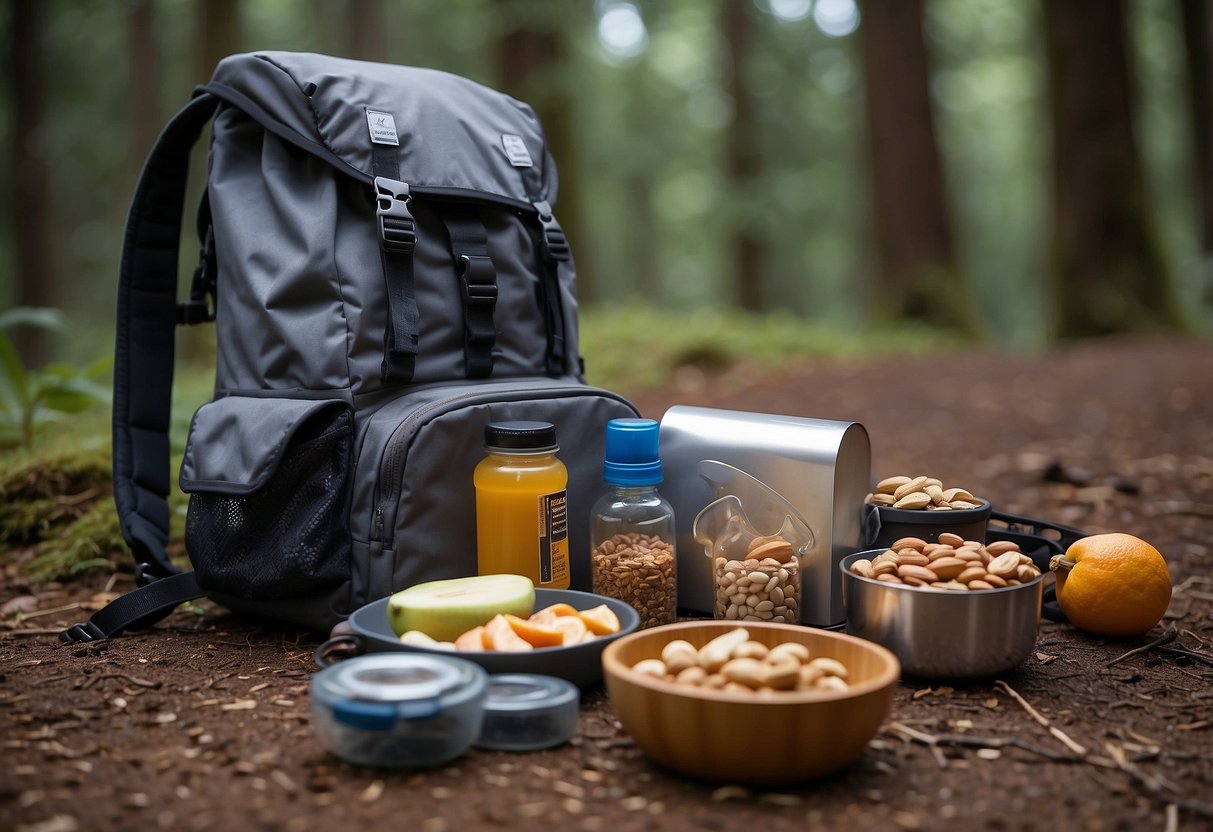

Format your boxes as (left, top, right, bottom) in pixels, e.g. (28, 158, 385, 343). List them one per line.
(474, 421, 570, 588)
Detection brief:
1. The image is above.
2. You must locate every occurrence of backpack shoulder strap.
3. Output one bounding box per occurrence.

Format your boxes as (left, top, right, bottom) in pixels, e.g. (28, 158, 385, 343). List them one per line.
(98, 92, 219, 630)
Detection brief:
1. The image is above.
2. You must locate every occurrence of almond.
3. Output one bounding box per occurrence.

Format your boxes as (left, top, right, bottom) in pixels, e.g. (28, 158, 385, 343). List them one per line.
(891, 536, 928, 551)
(746, 538, 794, 563)
(893, 476, 930, 500)
(987, 551, 1021, 578)
(928, 557, 967, 580)
(957, 566, 988, 584)
(894, 492, 932, 510)
(938, 532, 966, 547)
(897, 552, 930, 567)
(897, 563, 939, 583)
(851, 559, 876, 578)
(985, 541, 1020, 556)
(876, 475, 913, 495)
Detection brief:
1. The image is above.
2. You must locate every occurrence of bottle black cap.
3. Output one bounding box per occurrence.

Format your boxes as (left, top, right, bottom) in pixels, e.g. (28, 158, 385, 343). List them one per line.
(484, 421, 558, 452)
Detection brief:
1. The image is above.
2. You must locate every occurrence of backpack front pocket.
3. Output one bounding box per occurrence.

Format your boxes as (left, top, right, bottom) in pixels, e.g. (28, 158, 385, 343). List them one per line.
(180, 396, 353, 601)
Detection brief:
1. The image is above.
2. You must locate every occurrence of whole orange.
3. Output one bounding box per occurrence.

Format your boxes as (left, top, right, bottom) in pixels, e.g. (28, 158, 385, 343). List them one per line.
(1050, 533, 1171, 638)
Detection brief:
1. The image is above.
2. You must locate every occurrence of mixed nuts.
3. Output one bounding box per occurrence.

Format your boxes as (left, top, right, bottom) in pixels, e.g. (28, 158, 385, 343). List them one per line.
(849, 534, 1041, 590)
(591, 532, 677, 629)
(630, 627, 851, 694)
(712, 536, 800, 624)
(865, 475, 986, 511)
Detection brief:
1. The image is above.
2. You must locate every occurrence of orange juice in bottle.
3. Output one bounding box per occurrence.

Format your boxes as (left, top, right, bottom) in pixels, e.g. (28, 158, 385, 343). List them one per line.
(474, 421, 569, 588)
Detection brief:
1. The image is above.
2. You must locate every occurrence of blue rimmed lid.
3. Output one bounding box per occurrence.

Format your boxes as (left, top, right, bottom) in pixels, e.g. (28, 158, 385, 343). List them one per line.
(603, 418, 663, 486)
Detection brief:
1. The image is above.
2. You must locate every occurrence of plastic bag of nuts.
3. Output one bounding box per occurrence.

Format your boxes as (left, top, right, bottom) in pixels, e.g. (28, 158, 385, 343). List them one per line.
(712, 536, 801, 624)
(591, 533, 677, 629)
(849, 533, 1041, 590)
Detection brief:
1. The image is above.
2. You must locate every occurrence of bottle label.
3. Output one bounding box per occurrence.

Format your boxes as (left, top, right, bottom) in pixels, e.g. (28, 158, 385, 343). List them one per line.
(538, 490, 569, 585)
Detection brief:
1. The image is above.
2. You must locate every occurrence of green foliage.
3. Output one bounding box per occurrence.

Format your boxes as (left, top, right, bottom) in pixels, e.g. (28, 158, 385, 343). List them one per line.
(579, 305, 959, 393)
(0, 308, 113, 450)
(0, 445, 121, 581)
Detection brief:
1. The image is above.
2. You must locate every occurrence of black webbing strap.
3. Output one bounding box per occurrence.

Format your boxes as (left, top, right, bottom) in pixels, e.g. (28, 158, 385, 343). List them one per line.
(62, 93, 219, 644)
(59, 572, 205, 643)
(371, 139, 418, 383)
(440, 212, 498, 379)
(533, 201, 569, 376)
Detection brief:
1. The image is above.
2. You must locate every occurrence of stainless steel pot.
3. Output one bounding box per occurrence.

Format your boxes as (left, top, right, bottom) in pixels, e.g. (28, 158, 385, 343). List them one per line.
(839, 551, 1043, 680)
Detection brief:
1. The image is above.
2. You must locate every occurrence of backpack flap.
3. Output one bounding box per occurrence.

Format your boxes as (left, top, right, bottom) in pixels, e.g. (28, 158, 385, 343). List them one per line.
(203, 53, 574, 391)
(179, 396, 354, 607)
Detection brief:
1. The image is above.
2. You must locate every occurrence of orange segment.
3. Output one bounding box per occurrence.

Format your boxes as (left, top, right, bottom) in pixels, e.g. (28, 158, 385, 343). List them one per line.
(505, 613, 565, 648)
(483, 614, 534, 652)
(551, 615, 589, 645)
(528, 608, 559, 627)
(578, 604, 621, 636)
(454, 625, 486, 652)
(534, 602, 581, 618)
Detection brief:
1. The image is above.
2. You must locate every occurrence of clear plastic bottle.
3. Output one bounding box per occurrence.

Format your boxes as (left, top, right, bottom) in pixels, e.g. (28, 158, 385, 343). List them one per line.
(475, 421, 570, 588)
(590, 419, 677, 628)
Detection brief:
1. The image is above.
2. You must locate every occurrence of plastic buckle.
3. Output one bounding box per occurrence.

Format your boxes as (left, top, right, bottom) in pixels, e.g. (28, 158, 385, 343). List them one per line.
(58, 620, 105, 644)
(134, 562, 164, 588)
(177, 227, 217, 325)
(375, 177, 416, 253)
(458, 255, 498, 307)
(533, 201, 570, 262)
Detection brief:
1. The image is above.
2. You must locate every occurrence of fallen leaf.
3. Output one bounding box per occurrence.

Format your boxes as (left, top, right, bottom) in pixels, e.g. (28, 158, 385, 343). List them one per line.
(1, 595, 39, 617)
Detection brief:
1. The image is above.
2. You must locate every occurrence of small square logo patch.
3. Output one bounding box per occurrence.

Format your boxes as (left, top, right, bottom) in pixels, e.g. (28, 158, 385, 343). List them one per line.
(501, 133, 533, 168)
(366, 110, 399, 146)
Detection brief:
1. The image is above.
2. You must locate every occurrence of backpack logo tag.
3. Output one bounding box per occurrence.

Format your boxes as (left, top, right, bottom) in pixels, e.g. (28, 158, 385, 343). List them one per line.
(366, 110, 400, 146)
(501, 134, 533, 167)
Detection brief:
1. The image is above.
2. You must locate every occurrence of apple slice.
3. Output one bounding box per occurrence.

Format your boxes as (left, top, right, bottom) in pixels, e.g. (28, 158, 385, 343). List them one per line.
(387, 574, 535, 642)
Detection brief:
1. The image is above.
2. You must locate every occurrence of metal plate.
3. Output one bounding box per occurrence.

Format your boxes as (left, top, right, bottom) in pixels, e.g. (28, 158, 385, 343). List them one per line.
(347, 588, 641, 688)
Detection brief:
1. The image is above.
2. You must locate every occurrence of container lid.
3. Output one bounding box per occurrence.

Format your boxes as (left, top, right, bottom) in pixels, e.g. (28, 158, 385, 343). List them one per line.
(474, 673, 580, 751)
(484, 421, 558, 452)
(603, 418, 663, 486)
(312, 654, 487, 731)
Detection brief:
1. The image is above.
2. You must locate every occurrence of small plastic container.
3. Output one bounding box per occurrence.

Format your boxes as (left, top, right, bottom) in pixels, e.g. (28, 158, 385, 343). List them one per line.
(590, 419, 677, 629)
(310, 653, 488, 768)
(475, 673, 580, 751)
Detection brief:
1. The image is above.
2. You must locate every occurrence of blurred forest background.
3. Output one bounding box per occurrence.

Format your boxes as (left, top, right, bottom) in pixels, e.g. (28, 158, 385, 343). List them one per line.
(2, 0, 1212, 392)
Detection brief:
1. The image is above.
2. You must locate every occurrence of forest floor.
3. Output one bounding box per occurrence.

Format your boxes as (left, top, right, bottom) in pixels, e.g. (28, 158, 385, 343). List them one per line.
(2, 334, 1212, 832)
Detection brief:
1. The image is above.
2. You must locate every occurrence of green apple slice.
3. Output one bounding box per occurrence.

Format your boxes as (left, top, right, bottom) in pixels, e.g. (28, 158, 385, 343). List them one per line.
(387, 574, 535, 641)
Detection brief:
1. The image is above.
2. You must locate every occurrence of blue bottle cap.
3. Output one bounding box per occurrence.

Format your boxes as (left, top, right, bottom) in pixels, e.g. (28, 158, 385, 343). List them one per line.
(603, 418, 663, 486)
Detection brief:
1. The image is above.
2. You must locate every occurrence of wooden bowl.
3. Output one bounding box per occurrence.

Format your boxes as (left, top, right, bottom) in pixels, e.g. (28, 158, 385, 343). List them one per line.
(601, 621, 899, 785)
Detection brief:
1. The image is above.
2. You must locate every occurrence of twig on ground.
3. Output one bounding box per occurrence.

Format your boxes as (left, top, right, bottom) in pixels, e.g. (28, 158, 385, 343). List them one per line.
(1156, 646, 1213, 667)
(994, 680, 1088, 757)
(14, 602, 81, 621)
(1106, 628, 1177, 667)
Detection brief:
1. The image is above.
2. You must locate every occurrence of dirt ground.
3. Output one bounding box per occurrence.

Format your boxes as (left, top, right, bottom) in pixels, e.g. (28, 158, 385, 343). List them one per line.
(3, 335, 1212, 832)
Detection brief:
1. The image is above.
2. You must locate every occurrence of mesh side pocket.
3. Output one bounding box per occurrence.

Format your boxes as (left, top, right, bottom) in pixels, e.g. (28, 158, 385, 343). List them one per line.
(185, 408, 353, 600)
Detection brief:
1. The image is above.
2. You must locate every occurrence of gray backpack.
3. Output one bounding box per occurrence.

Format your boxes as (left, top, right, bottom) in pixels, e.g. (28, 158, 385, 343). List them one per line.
(60, 52, 638, 643)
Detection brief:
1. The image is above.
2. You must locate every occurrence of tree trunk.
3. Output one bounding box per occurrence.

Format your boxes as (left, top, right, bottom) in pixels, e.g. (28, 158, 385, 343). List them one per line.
(1181, 0, 1213, 308)
(1043, 0, 1183, 337)
(858, 0, 975, 334)
(723, 0, 763, 312)
(348, 0, 387, 63)
(127, 0, 160, 171)
(195, 0, 241, 83)
(494, 1, 594, 302)
(8, 0, 53, 366)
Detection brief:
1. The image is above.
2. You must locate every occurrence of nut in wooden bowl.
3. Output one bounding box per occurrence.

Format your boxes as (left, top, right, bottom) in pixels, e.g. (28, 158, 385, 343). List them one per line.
(600, 621, 899, 785)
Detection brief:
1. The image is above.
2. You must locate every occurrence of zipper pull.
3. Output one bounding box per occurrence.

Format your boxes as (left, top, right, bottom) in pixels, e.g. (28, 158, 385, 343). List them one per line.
(373, 504, 385, 541)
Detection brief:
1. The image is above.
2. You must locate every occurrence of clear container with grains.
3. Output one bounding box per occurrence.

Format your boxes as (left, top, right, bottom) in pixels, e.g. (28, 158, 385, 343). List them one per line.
(692, 461, 815, 625)
(590, 419, 677, 629)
